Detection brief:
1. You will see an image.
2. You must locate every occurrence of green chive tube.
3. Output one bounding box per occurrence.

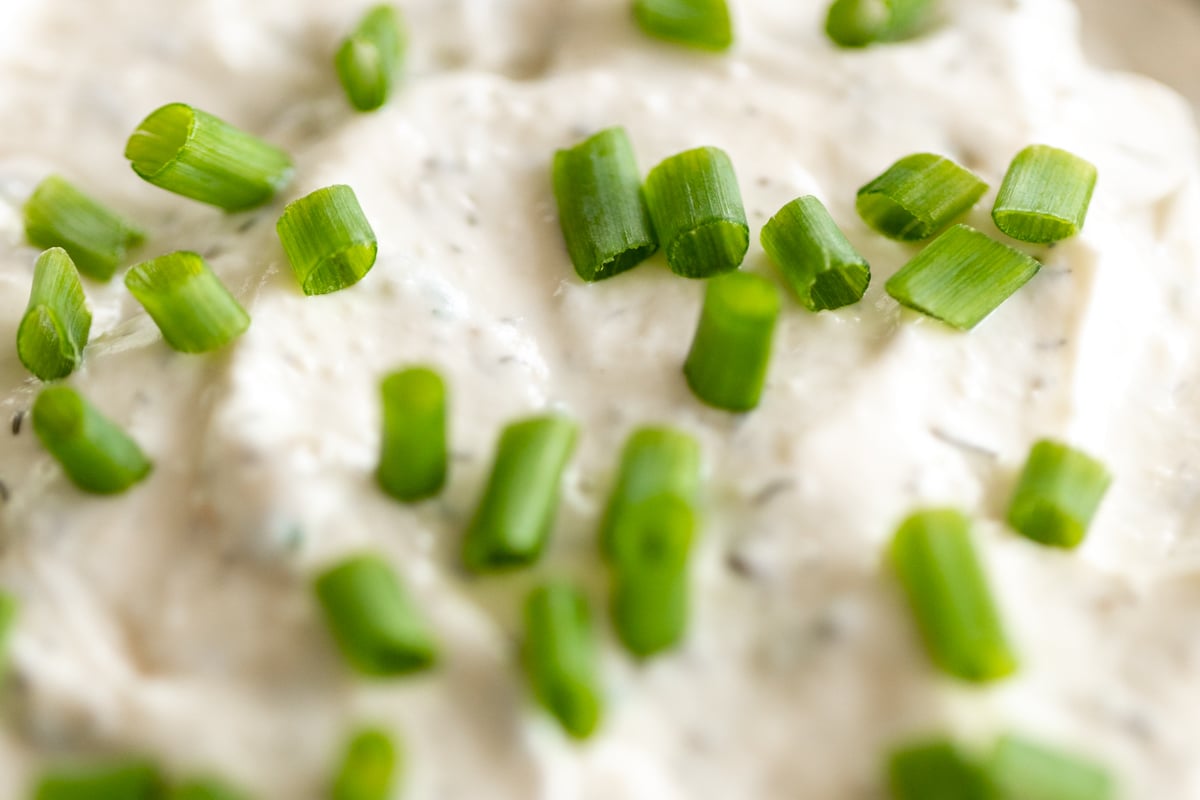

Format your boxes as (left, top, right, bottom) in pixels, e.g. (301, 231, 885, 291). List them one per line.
(683, 271, 781, 412)
(523, 582, 604, 738)
(857, 153, 987, 241)
(825, 0, 934, 48)
(552, 127, 658, 282)
(336, 5, 407, 112)
(277, 184, 378, 295)
(125, 251, 250, 353)
(885, 224, 1041, 330)
(314, 554, 437, 676)
(1007, 440, 1111, 549)
(32, 386, 152, 495)
(34, 760, 164, 800)
(0, 591, 16, 675)
(988, 735, 1114, 800)
(23, 175, 144, 281)
(633, 0, 734, 51)
(643, 146, 748, 278)
(889, 508, 1017, 683)
(887, 740, 992, 800)
(170, 778, 249, 800)
(760, 195, 871, 311)
(17, 248, 92, 381)
(376, 367, 447, 502)
(125, 103, 294, 211)
(332, 728, 399, 800)
(462, 415, 578, 572)
(993, 145, 1098, 244)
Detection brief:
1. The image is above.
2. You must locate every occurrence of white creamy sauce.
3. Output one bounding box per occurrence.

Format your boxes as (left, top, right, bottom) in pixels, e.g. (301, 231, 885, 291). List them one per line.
(2, 0, 1200, 797)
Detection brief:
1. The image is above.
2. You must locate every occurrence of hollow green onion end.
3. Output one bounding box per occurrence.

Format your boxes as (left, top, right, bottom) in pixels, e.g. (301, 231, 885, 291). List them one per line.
(1007, 440, 1111, 549)
(125, 251, 250, 353)
(376, 367, 447, 503)
(856, 153, 987, 242)
(332, 728, 399, 800)
(32, 386, 152, 495)
(17, 248, 92, 381)
(633, 0, 734, 51)
(336, 5, 407, 112)
(988, 735, 1115, 800)
(23, 176, 144, 281)
(277, 184, 378, 296)
(761, 195, 870, 311)
(33, 760, 165, 800)
(993, 145, 1098, 244)
(524, 583, 604, 739)
(826, 0, 935, 48)
(887, 739, 992, 800)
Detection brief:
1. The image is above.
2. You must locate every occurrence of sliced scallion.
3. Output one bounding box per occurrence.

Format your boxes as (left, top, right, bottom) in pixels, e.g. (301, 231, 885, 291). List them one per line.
(825, 0, 934, 48)
(993, 145, 1097, 244)
(523, 582, 603, 739)
(170, 778, 249, 800)
(988, 735, 1114, 800)
(0, 591, 16, 675)
(336, 5, 407, 112)
(125, 251, 250, 353)
(633, 0, 734, 51)
(33, 760, 164, 800)
(332, 728, 398, 800)
(857, 153, 987, 241)
(17, 248, 92, 381)
(277, 184, 378, 296)
(887, 739, 992, 800)
(32, 386, 152, 495)
(23, 175, 144, 281)
(376, 367, 447, 503)
(1007, 440, 1111, 549)
(760, 195, 870, 311)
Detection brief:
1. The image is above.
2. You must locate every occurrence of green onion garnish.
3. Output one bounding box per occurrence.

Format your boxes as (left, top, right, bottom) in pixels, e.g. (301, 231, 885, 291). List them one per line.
(462, 415, 578, 572)
(17, 248, 92, 381)
(760, 195, 871, 311)
(643, 146, 748, 278)
(889, 508, 1018, 683)
(683, 271, 780, 412)
(23, 175, 144, 281)
(988, 735, 1114, 800)
(125, 251, 250, 353)
(276, 184, 378, 296)
(552, 127, 658, 282)
(887, 739, 992, 800)
(125, 103, 293, 211)
(992, 145, 1097, 244)
(33, 760, 164, 800)
(885, 224, 1040, 330)
(313, 554, 437, 676)
(170, 778, 248, 800)
(856, 153, 987, 241)
(332, 728, 399, 800)
(336, 5, 407, 112)
(632, 0, 734, 51)
(376, 367, 447, 503)
(32, 386, 152, 495)
(523, 582, 604, 739)
(825, 0, 934, 48)
(1007, 440, 1111, 549)
(0, 591, 16, 675)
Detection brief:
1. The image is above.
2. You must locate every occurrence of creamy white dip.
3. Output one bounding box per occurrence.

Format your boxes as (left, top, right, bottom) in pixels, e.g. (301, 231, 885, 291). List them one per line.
(2, 0, 1200, 797)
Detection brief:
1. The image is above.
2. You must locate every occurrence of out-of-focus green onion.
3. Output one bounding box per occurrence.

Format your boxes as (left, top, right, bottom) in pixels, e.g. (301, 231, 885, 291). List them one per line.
(552, 127, 658, 282)
(170, 778, 249, 800)
(523, 582, 604, 739)
(993, 145, 1097, 244)
(887, 739, 992, 800)
(276, 184, 378, 296)
(332, 727, 399, 800)
(633, 0, 734, 51)
(0, 591, 16, 677)
(376, 367, 447, 503)
(17, 248, 92, 381)
(760, 195, 871, 311)
(336, 5, 407, 112)
(125, 251, 250, 353)
(856, 153, 987, 241)
(32, 386, 152, 495)
(124, 103, 293, 211)
(988, 735, 1115, 800)
(825, 0, 934, 48)
(23, 175, 144, 281)
(33, 760, 164, 800)
(1007, 440, 1111, 549)
(643, 146, 748, 278)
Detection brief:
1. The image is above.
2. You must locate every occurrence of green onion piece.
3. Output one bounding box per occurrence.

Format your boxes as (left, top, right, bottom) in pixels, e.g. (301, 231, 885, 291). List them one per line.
(825, 0, 934, 48)
(760, 195, 871, 311)
(34, 760, 164, 800)
(683, 271, 780, 412)
(1007, 440, 1111, 549)
(643, 146, 748, 278)
(992, 145, 1097, 244)
(125, 103, 293, 211)
(125, 251, 250, 353)
(170, 778, 248, 800)
(0, 591, 17, 676)
(552, 127, 658, 282)
(887, 739, 992, 800)
(856, 153, 987, 241)
(314, 554, 437, 676)
(885, 224, 1040, 330)
(462, 415, 578, 572)
(523, 582, 604, 739)
(988, 735, 1115, 800)
(632, 0, 733, 51)
(23, 175, 144, 281)
(32, 386, 152, 495)
(17, 248, 92, 381)
(376, 367, 447, 503)
(276, 184, 378, 296)
(889, 508, 1017, 683)
(336, 5, 407, 112)
(332, 728, 399, 800)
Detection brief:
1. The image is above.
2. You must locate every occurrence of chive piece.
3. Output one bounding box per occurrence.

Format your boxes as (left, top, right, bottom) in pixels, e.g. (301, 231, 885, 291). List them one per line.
(523, 582, 604, 738)
(988, 735, 1115, 800)
(276, 184, 378, 296)
(885, 224, 1040, 330)
(825, 0, 934, 48)
(643, 146, 748, 278)
(552, 127, 658, 282)
(33, 760, 164, 800)
(462, 415, 578, 572)
(32, 386, 152, 495)
(376, 367, 447, 503)
(887, 739, 992, 800)
(856, 153, 987, 241)
(1007, 440, 1111, 549)
(23, 176, 144, 281)
(993, 145, 1097, 244)
(0, 591, 17, 676)
(125, 251, 250, 353)
(683, 271, 780, 412)
(332, 728, 399, 800)
(336, 5, 407, 112)
(632, 0, 733, 51)
(761, 195, 871, 311)
(170, 778, 248, 800)
(125, 103, 293, 211)
(314, 554, 437, 676)
(889, 509, 1017, 683)
(17, 248, 92, 381)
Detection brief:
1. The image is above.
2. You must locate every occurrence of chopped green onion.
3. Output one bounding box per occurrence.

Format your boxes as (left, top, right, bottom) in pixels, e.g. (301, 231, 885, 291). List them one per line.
(643, 146, 748, 278)
(992, 145, 1097, 244)
(332, 728, 399, 800)
(125, 103, 293, 211)
(276, 184, 378, 296)
(376, 367, 447, 502)
(552, 127, 658, 282)
(885, 224, 1040, 330)
(825, 0, 934, 48)
(633, 0, 734, 51)
(33, 760, 164, 800)
(336, 5, 407, 112)
(1007, 440, 1111, 549)
(523, 582, 604, 739)
(462, 415, 578, 572)
(170, 778, 248, 800)
(856, 153, 987, 241)
(988, 735, 1115, 800)
(760, 195, 871, 311)
(683, 271, 780, 412)
(23, 175, 144, 281)
(17, 248, 92, 381)
(889, 508, 1018, 683)
(125, 251, 250, 353)
(32, 386, 152, 495)
(0, 591, 16, 676)
(887, 739, 992, 800)
(313, 554, 437, 676)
